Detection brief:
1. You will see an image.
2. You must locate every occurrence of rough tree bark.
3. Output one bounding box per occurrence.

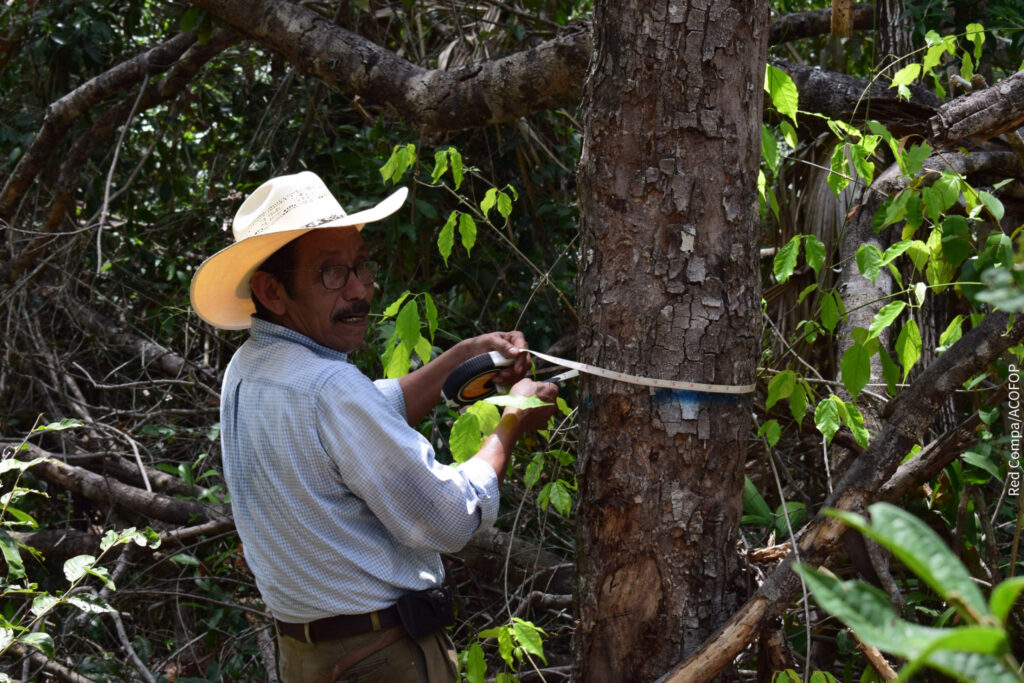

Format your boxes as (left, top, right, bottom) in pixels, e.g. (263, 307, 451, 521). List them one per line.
(574, 0, 767, 680)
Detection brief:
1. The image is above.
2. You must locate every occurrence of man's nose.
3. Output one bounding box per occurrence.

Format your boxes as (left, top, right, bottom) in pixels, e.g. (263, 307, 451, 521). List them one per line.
(342, 272, 371, 299)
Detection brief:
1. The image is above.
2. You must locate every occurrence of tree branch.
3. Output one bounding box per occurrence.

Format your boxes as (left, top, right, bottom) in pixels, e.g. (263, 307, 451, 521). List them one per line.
(658, 309, 1024, 682)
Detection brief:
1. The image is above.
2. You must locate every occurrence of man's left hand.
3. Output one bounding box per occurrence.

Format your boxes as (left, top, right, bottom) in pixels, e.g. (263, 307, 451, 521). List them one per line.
(467, 331, 531, 387)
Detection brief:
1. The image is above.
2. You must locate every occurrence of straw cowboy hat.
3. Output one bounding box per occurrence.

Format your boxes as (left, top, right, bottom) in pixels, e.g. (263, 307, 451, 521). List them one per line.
(190, 172, 407, 330)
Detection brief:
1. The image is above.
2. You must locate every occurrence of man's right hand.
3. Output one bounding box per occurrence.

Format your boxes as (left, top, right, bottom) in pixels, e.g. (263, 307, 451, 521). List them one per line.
(504, 379, 559, 434)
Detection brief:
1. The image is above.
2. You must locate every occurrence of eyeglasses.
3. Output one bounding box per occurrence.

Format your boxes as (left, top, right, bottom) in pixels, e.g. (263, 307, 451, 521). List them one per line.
(275, 261, 378, 290)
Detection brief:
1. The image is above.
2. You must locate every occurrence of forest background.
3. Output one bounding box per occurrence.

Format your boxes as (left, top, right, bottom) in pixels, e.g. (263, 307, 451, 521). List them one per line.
(2, 0, 1024, 681)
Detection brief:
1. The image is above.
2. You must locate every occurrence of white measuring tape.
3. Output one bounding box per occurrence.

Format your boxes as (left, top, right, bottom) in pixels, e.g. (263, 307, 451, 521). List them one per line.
(516, 348, 757, 396)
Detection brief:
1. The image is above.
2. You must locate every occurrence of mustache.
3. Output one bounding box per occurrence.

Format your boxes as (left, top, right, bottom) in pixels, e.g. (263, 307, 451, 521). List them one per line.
(333, 300, 371, 322)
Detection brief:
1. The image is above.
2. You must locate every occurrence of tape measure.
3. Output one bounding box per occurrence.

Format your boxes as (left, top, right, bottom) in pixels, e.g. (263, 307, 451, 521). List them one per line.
(441, 351, 514, 407)
(442, 348, 756, 408)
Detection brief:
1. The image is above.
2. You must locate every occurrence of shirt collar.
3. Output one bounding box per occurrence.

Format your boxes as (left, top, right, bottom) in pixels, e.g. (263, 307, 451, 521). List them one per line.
(249, 316, 350, 363)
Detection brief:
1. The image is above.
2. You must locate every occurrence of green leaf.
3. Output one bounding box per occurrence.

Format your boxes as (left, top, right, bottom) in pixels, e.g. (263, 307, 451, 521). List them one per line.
(989, 576, 1024, 624)
(413, 335, 432, 366)
(438, 211, 457, 266)
(766, 370, 796, 409)
(484, 394, 551, 410)
(774, 235, 800, 283)
(805, 235, 825, 276)
(789, 382, 808, 422)
(827, 144, 850, 197)
(868, 301, 906, 339)
(458, 212, 477, 253)
(31, 594, 60, 618)
(538, 480, 572, 515)
(34, 418, 84, 433)
(449, 413, 482, 464)
(979, 191, 1005, 223)
(17, 631, 54, 659)
(820, 292, 841, 333)
(466, 401, 500, 435)
(895, 319, 922, 380)
(381, 291, 411, 318)
(448, 148, 464, 189)
(67, 594, 114, 614)
(480, 188, 498, 218)
(430, 148, 449, 183)
(64, 555, 96, 583)
(511, 618, 547, 663)
(758, 420, 781, 448)
(496, 190, 513, 219)
(906, 240, 930, 272)
(842, 401, 870, 449)
(762, 123, 780, 172)
(395, 300, 421, 351)
(385, 343, 411, 378)
(743, 476, 773, 524)
(840, 344, 871, 402)
(0, 532, 26, 581)
(879, 348, 900, 394)
(856, 244, 884, 283)
(941, 215, 971, 266)
(830, 503, 990, 620)
(965, 22, 985, 60)
(764, 64, 799, 124)
(379, 143, 417, 184)
(422, 293, 438, 340)
(903, 142, 933, 177)
(890, 62, 922, 88)
(524, 453, 545, 489)
(815, 397, 842, 444)
(463, 643, 486, 683)
(939, 315, 965, 349)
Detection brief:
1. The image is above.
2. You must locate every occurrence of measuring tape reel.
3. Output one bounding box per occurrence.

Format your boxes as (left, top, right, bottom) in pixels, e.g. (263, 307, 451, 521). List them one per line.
(441, 351, 514, 407)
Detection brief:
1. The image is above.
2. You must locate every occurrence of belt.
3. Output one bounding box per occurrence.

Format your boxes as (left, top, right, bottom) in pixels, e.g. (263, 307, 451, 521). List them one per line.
(275, 606, 402, 644)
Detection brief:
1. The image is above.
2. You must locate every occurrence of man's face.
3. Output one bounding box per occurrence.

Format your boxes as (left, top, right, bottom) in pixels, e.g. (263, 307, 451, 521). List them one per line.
(276, 227, 374, 353)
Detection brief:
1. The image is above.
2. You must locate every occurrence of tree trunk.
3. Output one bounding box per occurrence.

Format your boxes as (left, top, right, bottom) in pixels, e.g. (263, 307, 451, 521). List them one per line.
(574, 1, 767, 680)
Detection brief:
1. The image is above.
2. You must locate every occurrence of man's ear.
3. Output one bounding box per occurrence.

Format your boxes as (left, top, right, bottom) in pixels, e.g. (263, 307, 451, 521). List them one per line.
(250, 271, 288, 317)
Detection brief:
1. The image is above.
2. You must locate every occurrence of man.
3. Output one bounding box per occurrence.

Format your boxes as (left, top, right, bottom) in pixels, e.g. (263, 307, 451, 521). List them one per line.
(190, 172, 557, 682)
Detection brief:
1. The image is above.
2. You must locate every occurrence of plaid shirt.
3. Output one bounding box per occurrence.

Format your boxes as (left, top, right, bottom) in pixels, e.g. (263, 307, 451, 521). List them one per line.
(220, 318, 499, 622)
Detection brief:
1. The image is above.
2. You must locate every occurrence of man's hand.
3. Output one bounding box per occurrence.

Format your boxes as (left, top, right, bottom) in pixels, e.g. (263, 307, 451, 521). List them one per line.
(465, 331, 531, 387)
(504, 379, 559, 433)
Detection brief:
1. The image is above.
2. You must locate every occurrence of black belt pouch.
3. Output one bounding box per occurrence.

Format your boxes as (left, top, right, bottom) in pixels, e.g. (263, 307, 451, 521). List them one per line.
(396, 586, 454, 638)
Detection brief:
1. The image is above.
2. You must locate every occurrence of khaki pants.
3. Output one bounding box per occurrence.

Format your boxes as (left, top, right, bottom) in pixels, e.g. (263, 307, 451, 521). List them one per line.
(277, 627, 458, 683)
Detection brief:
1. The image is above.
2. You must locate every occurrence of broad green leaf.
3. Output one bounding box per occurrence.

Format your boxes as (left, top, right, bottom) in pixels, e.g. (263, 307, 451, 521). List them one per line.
(765, 64, 799, 124)
(379, 143, 417, 184)
(423, 293, 438, 340)
(496, 190, 513, 219)
(395, 300, 421, 350)
(438, 211, 457, 265)
(881, 240, 913, 265)
(17, 631, 54, 659)
(484, 394, 551, 410)
(850, 136, 878, 184)
(524, 453, 545, 489)
(758, 420, 781, 448)
(780, 120, 799, 149)
(511, 618, 547, 663)
(466, 400, 500, 434)
(64, 555, 96, 583)
(430, 148, 449, 183)
(829, 503, 989, 619)
(766, 370, 796, 409)
(539, 480, 572, 516)
(463, 643, 486, 683)
(906, 240, 930, 272)
(965, 23, 985, 60)
(989, 576, 1024, 624)
(762, 123, 780, 172)
(458, 212, 477, 253)
(31, 594, 60, 618)
(890, 63, 922, 88)
(448, 148, 464, 188)
(879, 348, 900, 394)
(100, 527, 158, 551)
(0, 529, 26, 580)
(842, 401, 870, 449)
(67, 594, 114, 614)
(903, 142, 932, 177)
(0, 457, 49, 475)
(896, 320, 922, 380)
(868, 301, 906, 339)
(34, 418, 84, 432)
(941, 215, 971, 266)
(961, 51, 975, 81)
(840, 343, 871, 401)
(856, 244, 884, 283)
(797, 283, 818, 304)
(449, 413, 482, 463)
(925, 650, 1021, 683)
(381, 290, 411, 318)
(820, 292, 841, 332)
(743, 476, 773, 524)
(385, 343, 411, 378)
(827, 145, 850, 196)
(815, 397, 841, 444)
(805, 235, 826, 275)
(480, 188, 498, 218)
(773, 236, 800, 283)
(939, 315, 964, 348)
(914, 282, 928, 306)
(480, 625, 514, 667)
(789, 381, 808, 422)
(979, 191, 1005, 223)
(413, 335, 432, 366)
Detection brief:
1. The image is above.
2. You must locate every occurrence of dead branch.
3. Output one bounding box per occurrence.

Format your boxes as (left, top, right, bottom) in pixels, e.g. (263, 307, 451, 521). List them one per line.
(770, 4, 873, 45)
(930, 70, 1024, 147)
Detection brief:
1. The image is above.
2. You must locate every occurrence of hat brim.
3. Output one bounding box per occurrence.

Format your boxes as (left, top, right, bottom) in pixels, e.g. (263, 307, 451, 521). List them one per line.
(190, 186, 407, 330)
